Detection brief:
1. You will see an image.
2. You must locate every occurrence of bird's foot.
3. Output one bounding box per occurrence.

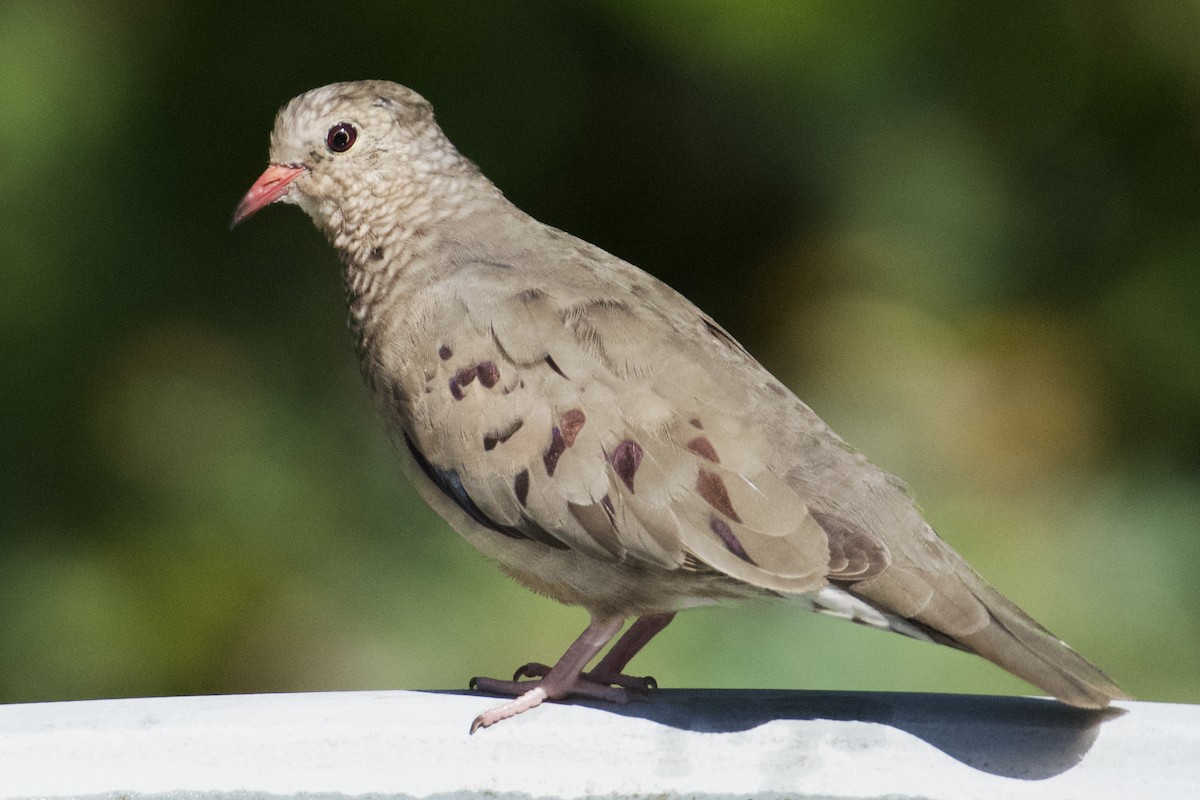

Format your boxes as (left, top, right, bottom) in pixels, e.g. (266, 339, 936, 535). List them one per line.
(465, 614, 638, 733)
(468, 673, 632, 733)
(511, 661, 658, 691)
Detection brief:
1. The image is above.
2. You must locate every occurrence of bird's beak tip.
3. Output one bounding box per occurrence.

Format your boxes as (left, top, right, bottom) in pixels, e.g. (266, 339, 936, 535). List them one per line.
(231, 163, 307, 230)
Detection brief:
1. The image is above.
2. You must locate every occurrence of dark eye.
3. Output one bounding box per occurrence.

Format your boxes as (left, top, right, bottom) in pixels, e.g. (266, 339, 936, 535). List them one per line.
(325, 122, 357, 153)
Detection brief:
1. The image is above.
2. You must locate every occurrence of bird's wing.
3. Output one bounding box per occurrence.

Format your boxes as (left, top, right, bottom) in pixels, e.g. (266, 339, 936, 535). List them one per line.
(399, 256, 890, 595)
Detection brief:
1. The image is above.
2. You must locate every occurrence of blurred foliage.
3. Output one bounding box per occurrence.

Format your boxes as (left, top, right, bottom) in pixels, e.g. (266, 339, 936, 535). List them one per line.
(1, 0, 1197, 706)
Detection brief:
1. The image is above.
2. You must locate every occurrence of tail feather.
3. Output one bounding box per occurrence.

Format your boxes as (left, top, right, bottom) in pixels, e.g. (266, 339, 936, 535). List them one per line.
(957, 583, 1128, 708)
(831, 570, 1127, 708)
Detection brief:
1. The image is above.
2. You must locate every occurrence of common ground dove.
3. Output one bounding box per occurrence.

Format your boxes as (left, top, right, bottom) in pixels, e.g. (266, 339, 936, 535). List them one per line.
(233, 80, 1125, 732)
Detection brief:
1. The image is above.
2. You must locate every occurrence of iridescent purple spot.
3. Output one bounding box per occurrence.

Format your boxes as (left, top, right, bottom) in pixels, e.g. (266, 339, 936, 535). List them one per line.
(686, 436, 720, 463)
(438, 345, 453, 360)
(697, 469, 741, 522)
(477, 360, 500, 388)
(710, 516, 754, 564)
(455, 365, 477, 387)
(560, 409, 586, 447)
(610, 439, 643, 492)
(514, 469, 529, 506)
(449, 363, 478, 400)
(543, 427, 566, 476)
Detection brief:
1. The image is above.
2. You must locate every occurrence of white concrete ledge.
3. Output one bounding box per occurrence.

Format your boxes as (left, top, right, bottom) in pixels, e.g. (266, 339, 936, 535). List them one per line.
(0, 689, 1193, 799)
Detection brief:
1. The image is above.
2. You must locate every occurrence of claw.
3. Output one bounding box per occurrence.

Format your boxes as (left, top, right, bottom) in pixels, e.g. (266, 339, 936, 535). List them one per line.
(512, 661, 551, 681)
(470, 684, 549, 734)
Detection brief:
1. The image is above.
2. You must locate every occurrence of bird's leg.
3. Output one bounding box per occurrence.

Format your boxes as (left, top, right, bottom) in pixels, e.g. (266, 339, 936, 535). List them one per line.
(514, 611, 676, 690)
(588, 611, 675, 687)
(469, 614, 626, 733)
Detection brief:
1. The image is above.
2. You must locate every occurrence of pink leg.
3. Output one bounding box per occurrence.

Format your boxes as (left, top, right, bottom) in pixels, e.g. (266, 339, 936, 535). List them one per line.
(514, 612, 676, 690)
(469, 614, 626, 733)
(591, 611, 675, 679)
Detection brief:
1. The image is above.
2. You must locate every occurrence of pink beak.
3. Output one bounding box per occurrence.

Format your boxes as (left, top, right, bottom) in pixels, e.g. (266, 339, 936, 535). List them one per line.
(230, 163, 307, 228)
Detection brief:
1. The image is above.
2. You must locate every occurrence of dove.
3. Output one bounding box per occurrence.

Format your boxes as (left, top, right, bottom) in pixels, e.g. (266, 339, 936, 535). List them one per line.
(232, 80, 1126, 732)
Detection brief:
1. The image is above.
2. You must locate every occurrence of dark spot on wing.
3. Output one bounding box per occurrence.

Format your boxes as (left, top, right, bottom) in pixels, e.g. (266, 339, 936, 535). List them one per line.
(477, 361, 500, 388)
(710, 516, 755, 564)
(449, 364, 480, 400)
(544, 354, 567, 379)
(455, 365, 477, 387)
(697, 469, 741, 522)
(483, 418, 524, 452)
(610, 439, 644, 492)
(369, 247, 385, 261)
(543, 427, 566, 476)
(689, 418, 703, 430)
(686, 436, 720, 463)
(514, 469, 529, 506)
(438, 345, 453, 360)
(518, 288, 545, 303)
(560, 409, 586, 447)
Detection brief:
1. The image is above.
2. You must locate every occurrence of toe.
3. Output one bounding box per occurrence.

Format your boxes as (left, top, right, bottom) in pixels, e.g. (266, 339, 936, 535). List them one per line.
(513, 661, 552, 681)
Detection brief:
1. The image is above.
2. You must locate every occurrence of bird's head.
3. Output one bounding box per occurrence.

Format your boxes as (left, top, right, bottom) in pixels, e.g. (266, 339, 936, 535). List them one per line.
(231, 80, 470, 235)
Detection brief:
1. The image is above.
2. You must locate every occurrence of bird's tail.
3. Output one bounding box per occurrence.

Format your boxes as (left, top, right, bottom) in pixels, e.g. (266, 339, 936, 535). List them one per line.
(817, 559, 1128, 708)
(950, 579, 1128, 708)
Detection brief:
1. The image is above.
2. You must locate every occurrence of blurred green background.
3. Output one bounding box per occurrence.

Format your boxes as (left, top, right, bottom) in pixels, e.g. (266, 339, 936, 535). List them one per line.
(2, 0, 1197, 706)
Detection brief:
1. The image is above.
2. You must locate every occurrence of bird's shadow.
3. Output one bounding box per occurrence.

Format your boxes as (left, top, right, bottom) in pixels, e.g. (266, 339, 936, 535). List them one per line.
(446, 688, 1123, 781)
